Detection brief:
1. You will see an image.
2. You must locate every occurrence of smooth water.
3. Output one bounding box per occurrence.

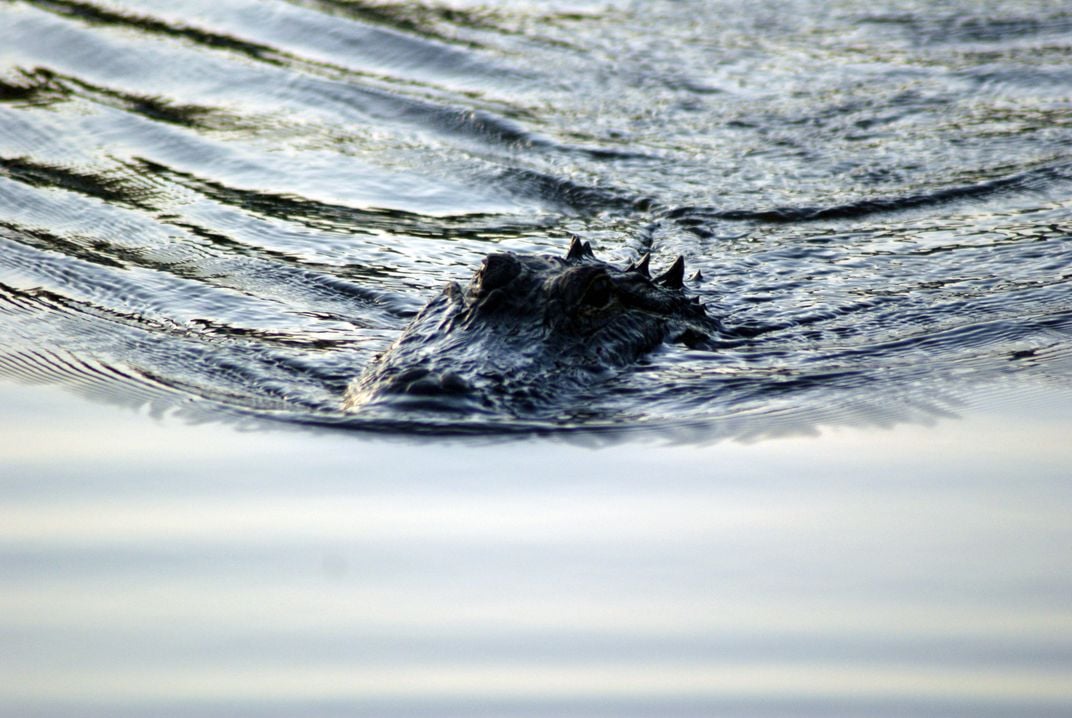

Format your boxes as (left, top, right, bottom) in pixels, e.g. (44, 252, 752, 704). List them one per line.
(2, 382, 1072, 718)
(2, 0, 1072, 715)
(2, 0, 1070, 433)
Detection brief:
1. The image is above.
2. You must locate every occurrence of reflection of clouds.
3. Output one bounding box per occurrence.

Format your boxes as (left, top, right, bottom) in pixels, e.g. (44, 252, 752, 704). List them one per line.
(2, 381, 1072, 713)
(0, 493, 817, 545)
(3, 662, 1071, 704)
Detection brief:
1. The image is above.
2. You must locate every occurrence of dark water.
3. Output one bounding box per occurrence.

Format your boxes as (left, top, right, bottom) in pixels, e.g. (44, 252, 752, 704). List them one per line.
(2, 0, 1072, 436)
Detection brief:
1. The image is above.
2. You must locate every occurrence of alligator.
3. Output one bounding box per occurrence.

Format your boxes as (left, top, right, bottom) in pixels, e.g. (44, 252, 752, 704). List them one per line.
(344, 237, 723, 419)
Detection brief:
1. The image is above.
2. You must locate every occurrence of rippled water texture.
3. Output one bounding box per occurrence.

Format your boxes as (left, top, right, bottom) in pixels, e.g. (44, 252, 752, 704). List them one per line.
(1, 0, 1071, 435)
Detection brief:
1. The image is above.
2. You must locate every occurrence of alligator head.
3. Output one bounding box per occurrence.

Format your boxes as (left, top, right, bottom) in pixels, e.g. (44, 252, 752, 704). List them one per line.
(344, 238, 723, 418)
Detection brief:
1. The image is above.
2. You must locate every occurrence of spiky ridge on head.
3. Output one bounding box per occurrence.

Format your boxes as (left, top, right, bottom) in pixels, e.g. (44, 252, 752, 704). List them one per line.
(345, 238, 722, 416)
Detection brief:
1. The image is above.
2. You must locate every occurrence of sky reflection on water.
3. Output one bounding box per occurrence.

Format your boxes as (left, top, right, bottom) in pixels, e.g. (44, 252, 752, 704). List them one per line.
(2, 380, 1070, 717)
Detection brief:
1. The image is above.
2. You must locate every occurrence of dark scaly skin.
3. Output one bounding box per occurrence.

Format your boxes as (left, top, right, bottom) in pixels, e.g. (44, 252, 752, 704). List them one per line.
(344, 238, 723, 418)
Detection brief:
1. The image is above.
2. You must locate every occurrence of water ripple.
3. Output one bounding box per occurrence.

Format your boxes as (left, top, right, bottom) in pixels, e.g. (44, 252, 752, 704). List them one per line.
(0, 0, 1070, 437)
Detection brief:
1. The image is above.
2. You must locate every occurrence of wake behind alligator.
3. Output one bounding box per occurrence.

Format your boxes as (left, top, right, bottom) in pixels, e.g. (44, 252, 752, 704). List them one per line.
(2, 0, 1072, 438)
(345, 238, 723, 420)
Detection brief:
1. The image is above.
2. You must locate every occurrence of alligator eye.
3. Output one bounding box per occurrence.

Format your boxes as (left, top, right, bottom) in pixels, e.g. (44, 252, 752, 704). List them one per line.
(581, 275, 614, 309)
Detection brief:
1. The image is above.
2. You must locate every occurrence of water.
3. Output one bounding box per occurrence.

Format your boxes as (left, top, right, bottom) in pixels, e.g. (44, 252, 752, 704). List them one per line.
(1, 0, 1071, 714)
(2, 0, 1070, 433)
(3, 383, 1072, 717)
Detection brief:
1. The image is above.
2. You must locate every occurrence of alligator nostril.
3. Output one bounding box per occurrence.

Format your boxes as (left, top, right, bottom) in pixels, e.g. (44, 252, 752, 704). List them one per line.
(478, 253, 521, 292)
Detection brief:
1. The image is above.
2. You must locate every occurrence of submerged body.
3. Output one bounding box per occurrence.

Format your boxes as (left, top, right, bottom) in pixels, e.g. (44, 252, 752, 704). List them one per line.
(345, 239, 723, 418)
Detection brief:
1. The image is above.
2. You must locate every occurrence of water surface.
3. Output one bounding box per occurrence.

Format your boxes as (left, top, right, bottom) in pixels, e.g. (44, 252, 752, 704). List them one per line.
(2, 380, 1071, 717)
(2, 1, 1072, 715)
(1, 0, 1069, 433)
